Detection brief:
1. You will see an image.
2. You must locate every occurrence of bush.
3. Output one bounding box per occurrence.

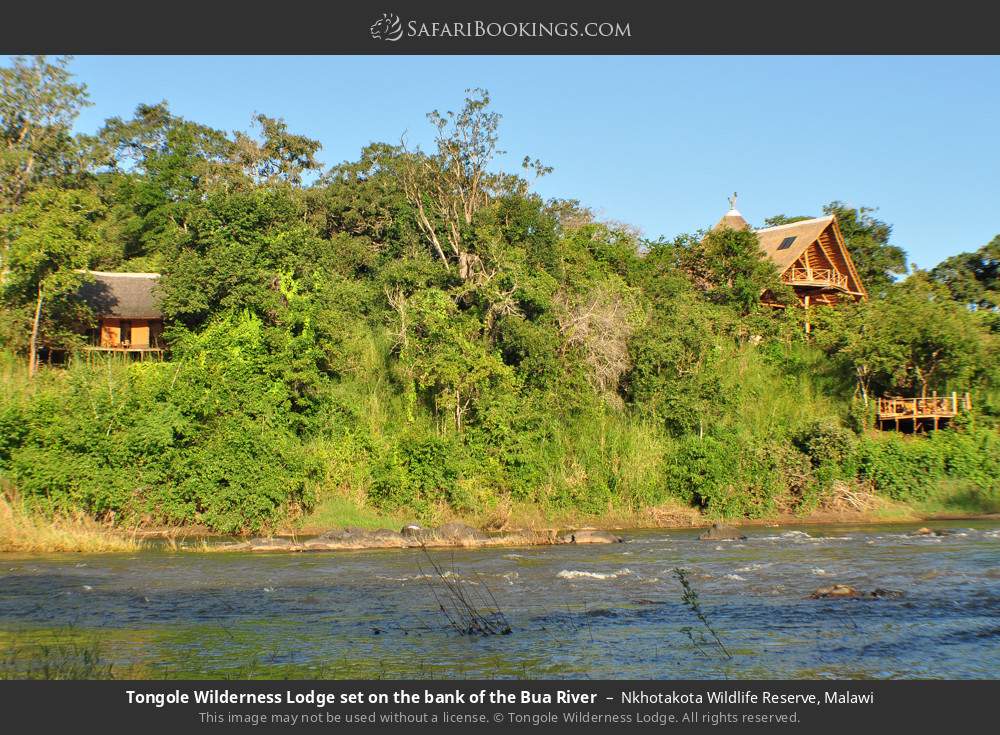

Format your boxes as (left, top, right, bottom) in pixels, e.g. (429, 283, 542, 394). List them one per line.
(2, 313, 319, 533)
(369, 434, 461, 517)
(792, 419, 857, 468)
(856, 427, 1000, 502)
(665, 435, 784, 518)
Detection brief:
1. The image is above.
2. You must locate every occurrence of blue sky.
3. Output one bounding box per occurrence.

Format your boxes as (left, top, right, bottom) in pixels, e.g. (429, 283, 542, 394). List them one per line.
(58, 56, 1000, 268)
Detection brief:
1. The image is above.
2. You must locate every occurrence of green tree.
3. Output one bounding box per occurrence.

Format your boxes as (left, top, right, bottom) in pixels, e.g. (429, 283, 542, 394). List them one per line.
(930, 235, 999, 310)
(396, 288, 515, 432)
(0, 56, 91, 213)
(821, 273, 986, 399)
(400, 88, 547, 277)
(678, 227, 791, 314)
(0, 187, 105, 374)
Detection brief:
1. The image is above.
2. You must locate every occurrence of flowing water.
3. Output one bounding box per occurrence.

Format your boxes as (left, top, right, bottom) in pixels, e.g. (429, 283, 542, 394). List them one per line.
(2, 521, 999, 679)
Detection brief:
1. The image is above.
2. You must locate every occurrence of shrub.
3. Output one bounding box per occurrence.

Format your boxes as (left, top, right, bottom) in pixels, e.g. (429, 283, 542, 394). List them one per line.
(665, 435, 784, 518)
(369, 434, 461, 517)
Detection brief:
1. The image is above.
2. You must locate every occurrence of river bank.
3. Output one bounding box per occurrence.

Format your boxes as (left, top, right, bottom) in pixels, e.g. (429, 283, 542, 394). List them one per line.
(3, 490, 998, 554)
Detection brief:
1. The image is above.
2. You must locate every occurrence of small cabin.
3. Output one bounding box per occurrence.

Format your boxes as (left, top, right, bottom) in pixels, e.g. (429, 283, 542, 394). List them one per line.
(713, 206, 868, 311)
(77, 271, 164, 354)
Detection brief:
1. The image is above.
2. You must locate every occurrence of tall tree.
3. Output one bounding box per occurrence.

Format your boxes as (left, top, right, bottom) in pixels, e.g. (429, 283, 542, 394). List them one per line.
(0, 187, 104, 375)
(930, 234, 999, 310)
(0, 56, 90, 213)
(400, 88, 548, 278)
(232, 114, 322, 186)
(677, 227, 792, 315)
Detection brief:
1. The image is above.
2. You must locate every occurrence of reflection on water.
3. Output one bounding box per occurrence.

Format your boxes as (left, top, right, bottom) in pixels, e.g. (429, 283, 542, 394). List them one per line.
(1, 521, 999, 679)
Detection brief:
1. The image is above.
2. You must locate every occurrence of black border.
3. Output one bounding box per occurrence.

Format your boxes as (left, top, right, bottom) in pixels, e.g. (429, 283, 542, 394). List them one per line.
(3, 1, 999, 54)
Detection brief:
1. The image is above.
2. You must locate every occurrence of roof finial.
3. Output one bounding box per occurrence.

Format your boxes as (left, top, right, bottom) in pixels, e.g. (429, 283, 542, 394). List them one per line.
(728, 192, 738, 211)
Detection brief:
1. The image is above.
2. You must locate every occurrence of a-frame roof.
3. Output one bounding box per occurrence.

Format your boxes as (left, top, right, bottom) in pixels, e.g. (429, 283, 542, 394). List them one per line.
(753, 216, 867, 297)
(755, 217, 836, 271)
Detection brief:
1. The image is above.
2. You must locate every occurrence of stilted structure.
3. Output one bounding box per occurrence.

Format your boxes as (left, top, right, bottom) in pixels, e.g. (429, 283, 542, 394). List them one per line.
(77, 271, 165, 357)
(876, 392, 972, 432)
(712, 198, 867, 329)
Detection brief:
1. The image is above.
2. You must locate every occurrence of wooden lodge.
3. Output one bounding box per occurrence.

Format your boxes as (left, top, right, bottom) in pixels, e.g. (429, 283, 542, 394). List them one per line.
(77, 271, 165, 355)
(712, 201, 867, 324)
(876, 393, 972, 433)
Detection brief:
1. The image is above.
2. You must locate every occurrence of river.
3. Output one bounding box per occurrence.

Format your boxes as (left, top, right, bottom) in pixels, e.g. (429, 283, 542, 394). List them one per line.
(2, 520, 998, 679)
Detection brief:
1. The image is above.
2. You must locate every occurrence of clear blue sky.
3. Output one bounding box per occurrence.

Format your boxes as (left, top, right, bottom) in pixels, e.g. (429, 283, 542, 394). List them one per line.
(59, 55, 1000, 268)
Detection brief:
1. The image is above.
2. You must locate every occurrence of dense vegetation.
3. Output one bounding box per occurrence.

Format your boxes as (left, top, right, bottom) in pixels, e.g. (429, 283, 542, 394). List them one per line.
(1, 57, 998, 533)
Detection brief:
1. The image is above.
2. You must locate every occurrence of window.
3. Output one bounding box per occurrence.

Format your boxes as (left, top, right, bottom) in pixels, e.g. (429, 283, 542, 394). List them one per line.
(777, 236, 796, 250)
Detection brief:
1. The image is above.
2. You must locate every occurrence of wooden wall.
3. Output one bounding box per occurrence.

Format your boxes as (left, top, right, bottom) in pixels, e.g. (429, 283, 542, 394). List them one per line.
(98, 318, 162, 348)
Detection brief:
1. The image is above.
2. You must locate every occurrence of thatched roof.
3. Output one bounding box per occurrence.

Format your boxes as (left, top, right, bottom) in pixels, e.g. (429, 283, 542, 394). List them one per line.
(754, 216, 836, 272)
(712, 207, 749, 232)
(77, 271, 163, 319)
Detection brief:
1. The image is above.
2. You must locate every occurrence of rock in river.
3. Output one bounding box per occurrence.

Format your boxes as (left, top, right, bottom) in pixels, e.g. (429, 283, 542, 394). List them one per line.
(809, 584, 904, 600)
(810, 584, 861, 599)
(557, 529, 624, 544)
(698, 523, 747, 541)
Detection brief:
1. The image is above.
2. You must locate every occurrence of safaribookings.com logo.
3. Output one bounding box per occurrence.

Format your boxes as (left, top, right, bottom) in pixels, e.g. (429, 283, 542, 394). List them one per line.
(370, 13, 404, 41)
(369, 13, 631, 42)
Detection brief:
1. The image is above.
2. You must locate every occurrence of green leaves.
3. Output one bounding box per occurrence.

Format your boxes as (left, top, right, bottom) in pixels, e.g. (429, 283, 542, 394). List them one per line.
(823, 273, 988, 397)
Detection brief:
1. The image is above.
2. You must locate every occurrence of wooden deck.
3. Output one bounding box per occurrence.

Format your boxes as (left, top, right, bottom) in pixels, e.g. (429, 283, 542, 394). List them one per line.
(84, 346, 165, 354)
(783, 266, 850, 291)
(876, 393, 971, 432)
(82, 345, 165, 362)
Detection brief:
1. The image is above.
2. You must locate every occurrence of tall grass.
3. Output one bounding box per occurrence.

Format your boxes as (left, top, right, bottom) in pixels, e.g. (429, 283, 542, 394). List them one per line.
(0, 493, 141, 553)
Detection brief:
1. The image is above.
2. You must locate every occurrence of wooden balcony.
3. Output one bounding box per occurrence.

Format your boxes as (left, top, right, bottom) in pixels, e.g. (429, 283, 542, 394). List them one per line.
(782, 267, 849, 291)
(876, 392, 971, 432)
(82, 344, 165, 362)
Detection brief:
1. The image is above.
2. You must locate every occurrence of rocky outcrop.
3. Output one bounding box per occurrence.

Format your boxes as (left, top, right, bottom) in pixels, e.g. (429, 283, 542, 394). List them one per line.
(910, 527, 956, 537)
(557, 529, 623, 544)
(224, 524, 589, 552)
(246, 537, 297, 551)
(304, 528, 408, 550)
(698, 523, 747, 541)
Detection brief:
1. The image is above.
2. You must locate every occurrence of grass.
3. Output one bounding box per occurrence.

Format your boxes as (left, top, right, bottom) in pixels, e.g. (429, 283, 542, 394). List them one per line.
(908, 480, 1000, 516)
(295, 491, 408, 532)
(0, 631, 117, 680)
(0, 494, 142, 553)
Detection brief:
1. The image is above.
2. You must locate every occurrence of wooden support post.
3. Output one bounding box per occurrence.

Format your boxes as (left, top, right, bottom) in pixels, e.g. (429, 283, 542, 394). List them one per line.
(804, 293, 811, 334)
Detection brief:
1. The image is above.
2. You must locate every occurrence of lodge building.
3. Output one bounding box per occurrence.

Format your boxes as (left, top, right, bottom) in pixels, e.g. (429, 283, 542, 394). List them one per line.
(712, 204, 868, 310)
(77, 271, 165, 354)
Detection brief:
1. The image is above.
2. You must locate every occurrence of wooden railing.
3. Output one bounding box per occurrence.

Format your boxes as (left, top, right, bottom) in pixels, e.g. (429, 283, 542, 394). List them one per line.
(783, 267, 848, 291)
(876, 393, 971, 420)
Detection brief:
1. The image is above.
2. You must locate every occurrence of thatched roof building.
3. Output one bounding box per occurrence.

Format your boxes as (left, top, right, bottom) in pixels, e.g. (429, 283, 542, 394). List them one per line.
(77, 271, 164, 351)
(711, 206, 867, 306)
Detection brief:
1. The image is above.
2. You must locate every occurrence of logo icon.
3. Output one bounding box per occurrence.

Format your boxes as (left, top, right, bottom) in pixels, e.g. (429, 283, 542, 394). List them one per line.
(370, 13, 403, 42)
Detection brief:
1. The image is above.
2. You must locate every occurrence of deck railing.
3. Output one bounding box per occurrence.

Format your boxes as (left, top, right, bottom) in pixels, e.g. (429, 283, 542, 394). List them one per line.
(783, 267, 848, 291)
(876, 393, 972, 420)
